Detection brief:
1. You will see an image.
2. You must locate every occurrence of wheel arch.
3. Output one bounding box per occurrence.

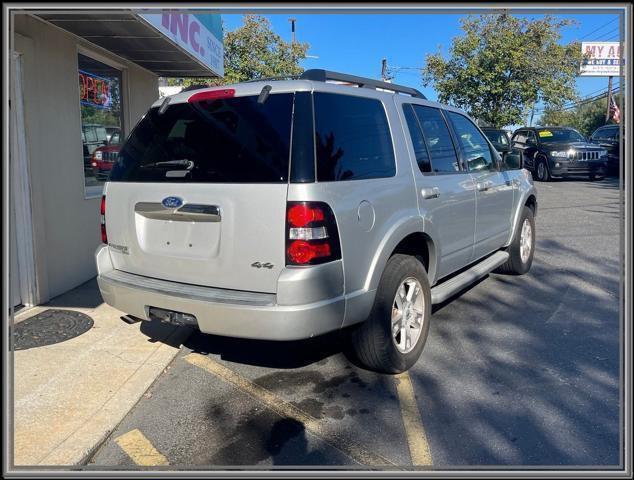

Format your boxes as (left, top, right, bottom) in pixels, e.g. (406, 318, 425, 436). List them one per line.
(364, 217, 439, 292)
(505, 188, 538, 246)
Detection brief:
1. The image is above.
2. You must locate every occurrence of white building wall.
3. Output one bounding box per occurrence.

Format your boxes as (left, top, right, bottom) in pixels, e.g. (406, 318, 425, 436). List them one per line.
(13, 15, 159, 303)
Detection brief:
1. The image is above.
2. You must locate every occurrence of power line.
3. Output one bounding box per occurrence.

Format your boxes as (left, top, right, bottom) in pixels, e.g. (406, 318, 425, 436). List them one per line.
(535, 87, 620, 114)
(579, 17, 618, 40)
(595, 28, 621, 41)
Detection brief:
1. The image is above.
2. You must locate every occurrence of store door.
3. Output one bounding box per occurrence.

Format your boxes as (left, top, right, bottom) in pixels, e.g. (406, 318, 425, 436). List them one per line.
(10, 49, 37, 308)
(10, 199, 22, 308)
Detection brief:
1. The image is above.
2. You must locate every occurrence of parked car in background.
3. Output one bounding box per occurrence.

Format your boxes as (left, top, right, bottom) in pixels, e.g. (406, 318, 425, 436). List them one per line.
(589, 124, 620, 176)
(511, 126, 608, 181)
(105, 127, 121, 145)
(92, 141, 121, 181)
(82, 123, 109, 176)
(481, 127, 512, 154)
(96, 70, 537, 374)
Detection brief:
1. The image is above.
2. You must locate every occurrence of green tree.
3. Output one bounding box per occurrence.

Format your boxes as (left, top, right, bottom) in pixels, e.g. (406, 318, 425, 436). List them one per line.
(539, 93, 622, 137)
(422, 13, 583, 128)
(167, 15, 309, 88)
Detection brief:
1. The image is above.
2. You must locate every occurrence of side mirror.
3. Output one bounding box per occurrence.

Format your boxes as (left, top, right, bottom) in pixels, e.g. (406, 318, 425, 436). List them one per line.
(503, 152, 523, 170)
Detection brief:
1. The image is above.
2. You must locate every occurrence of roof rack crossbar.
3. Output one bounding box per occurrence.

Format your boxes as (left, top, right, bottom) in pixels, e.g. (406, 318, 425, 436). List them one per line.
(300, 69, 426, 99)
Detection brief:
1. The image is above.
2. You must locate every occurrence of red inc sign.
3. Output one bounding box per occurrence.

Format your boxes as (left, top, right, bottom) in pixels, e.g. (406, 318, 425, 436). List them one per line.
(79, 70, 113, 108)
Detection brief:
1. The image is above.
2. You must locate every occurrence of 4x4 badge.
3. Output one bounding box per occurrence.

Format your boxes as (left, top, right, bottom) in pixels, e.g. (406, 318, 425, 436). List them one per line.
(251, 262, 274, 269)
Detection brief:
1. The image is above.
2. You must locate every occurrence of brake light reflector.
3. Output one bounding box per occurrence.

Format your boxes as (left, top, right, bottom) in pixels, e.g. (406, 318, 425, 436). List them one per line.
(100, 195, 107, 244)
(288, 241, 331, 265)
(188, 88, 236, 103)
(287, 204, 325, 227)
(286, 201, 340, 266)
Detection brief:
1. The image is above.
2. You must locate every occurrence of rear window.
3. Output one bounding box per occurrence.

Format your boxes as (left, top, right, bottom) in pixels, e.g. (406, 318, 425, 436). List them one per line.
(110, 93, 294, 183)
(314, 92, 395, 181)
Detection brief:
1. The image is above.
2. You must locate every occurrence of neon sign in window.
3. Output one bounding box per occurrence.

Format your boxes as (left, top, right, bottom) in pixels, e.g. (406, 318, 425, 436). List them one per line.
(78, 53, 123, 192)
(79, 70, 113, 109)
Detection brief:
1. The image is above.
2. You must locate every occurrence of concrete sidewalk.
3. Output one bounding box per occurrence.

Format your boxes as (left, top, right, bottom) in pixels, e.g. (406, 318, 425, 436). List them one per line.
(12, 279, 191, 466)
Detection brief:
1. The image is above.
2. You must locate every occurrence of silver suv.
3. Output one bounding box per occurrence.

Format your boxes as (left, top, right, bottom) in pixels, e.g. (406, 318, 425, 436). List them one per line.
(96, 70, 537, 373)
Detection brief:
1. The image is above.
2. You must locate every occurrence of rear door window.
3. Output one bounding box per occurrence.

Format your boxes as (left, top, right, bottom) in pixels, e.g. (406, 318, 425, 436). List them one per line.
(402, 104, 432, 173)
(411, 105, 460, 173)
(110, 93, 294, 183)
(314, 92, 395, 181)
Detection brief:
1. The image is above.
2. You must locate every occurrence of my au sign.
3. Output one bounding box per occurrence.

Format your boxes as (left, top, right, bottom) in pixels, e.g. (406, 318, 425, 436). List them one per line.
(580, 41, 624, 77)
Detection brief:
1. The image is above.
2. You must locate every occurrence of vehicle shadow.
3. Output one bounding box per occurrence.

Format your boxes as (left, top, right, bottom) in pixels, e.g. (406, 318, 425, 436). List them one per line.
(184, 327, 352, 370)
(409, 238, 621, 466)
(548, 175, 621, 190)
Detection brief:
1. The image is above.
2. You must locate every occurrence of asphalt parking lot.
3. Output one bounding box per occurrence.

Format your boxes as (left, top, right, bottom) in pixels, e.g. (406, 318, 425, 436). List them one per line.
(87, 176, 622, 469)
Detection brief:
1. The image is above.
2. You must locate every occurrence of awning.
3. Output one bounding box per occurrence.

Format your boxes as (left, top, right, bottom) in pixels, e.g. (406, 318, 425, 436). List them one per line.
(35, 10, 223, 77)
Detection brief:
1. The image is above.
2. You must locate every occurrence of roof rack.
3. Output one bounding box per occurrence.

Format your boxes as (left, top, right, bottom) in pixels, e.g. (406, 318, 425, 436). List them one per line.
(180, 83, 212, 92)
(244, 74, 302, 83)
(300, 69, 426, 99)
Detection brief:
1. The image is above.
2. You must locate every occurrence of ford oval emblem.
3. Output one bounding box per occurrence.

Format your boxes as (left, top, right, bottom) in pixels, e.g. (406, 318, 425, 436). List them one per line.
(162, 196, 183, 209)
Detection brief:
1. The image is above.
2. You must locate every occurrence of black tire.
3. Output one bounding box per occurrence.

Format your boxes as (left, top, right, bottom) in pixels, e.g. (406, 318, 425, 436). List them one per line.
(349, 254, 431, 374)
(495, 206, 535, 275)
(534, 155, 551, 182)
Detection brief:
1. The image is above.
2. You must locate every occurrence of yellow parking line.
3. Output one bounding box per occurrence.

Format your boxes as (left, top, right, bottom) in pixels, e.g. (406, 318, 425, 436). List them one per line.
(115, 428, 169, 466)
(183, 353, 397, 467)
(394, 372, 432, 466)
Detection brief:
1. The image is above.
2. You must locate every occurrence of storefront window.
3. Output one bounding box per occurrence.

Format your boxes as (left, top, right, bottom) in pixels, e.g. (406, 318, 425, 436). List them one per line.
(78, 53, 123, 195)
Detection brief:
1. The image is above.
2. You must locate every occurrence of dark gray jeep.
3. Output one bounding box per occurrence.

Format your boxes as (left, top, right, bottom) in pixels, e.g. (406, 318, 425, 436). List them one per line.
(511, 126, 608, 181)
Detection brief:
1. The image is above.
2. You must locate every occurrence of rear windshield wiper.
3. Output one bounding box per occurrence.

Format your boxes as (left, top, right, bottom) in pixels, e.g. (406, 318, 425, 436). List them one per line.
(140, 159, 194, 169)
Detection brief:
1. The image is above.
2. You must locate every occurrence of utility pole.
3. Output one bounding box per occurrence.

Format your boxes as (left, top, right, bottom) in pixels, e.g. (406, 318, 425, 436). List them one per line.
(529, 104, 535, 127)
(381, 58, 389, 82)
(289, 18, 296, 45)
(605, 75, 613, 123)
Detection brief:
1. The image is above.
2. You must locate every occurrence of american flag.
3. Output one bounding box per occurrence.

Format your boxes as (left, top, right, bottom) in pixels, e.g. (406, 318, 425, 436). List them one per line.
(610, 95, 621, 124)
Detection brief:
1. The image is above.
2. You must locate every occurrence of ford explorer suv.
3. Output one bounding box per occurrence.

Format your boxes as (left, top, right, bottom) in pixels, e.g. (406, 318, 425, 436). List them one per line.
(96, 70, 537, 374)
(511, 126, 608, 182)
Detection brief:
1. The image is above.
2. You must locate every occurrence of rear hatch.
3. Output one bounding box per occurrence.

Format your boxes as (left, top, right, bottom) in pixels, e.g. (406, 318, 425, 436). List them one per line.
(104, 90, 295, 293)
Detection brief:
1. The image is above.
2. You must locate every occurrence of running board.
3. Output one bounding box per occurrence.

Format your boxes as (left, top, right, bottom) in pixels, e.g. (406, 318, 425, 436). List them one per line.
(430, 251, 509, 304)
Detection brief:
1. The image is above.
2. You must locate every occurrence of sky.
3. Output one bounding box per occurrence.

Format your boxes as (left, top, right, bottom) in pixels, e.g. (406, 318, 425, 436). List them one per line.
(222, 10, 622, 124)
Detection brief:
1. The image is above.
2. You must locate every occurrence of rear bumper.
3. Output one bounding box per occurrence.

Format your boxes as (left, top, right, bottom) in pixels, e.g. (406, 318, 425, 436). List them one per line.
(95, 245, 345, 341)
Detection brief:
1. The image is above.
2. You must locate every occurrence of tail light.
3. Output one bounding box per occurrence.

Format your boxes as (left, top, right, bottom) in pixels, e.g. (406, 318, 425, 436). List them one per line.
(286, 202, 341, 266)
(100, 195, 107, 244)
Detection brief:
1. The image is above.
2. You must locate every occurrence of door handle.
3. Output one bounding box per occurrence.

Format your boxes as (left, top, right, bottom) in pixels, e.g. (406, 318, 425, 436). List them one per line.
(421, 187, 440, 199)
(476, 182, 489, 192)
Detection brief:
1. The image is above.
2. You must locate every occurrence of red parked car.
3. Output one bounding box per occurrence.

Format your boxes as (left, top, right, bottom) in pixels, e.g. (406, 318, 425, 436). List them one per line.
(91, 130, 121, 181)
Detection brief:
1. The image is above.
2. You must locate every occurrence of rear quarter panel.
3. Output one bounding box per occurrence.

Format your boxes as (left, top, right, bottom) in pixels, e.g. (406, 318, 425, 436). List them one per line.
(287, 85, 421, 326)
